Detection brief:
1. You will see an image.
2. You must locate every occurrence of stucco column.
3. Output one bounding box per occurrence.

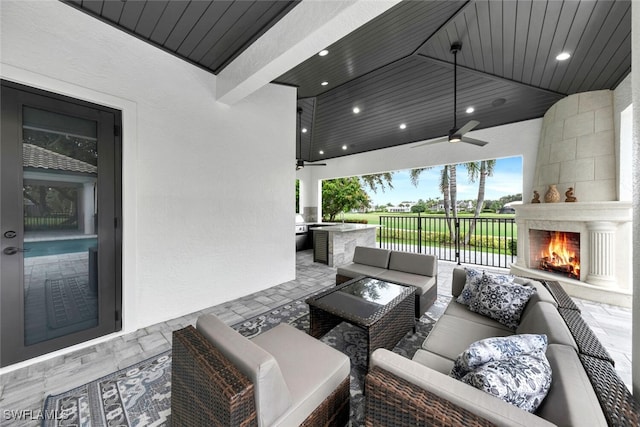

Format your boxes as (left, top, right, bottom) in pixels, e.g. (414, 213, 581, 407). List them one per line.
(631, 0, 640, 398)
(585, 221, 617, 287)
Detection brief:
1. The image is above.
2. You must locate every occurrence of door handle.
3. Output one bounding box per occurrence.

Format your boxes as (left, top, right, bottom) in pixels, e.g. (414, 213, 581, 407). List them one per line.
(3, 247, 29, 255)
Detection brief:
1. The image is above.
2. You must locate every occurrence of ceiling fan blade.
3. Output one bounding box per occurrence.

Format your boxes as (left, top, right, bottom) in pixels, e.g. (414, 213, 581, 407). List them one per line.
(456, 120, 480, 135)
(412, 136, 448, 148)
(305, 163, 327, 166)
(461, 136, 489, 147)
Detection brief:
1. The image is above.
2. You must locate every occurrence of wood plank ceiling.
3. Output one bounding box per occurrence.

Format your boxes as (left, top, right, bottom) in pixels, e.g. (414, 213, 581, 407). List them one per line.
(63, 0, 631, 163)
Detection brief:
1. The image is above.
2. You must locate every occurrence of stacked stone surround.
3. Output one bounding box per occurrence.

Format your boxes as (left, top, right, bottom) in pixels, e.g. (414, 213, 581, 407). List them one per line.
(533, 90, 616, 202)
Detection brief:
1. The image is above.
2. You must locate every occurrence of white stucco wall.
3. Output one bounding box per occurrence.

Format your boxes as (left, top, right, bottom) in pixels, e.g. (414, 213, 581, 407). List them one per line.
(1, 1, 296, 336)
(631, 0, 640, 399)
(298, 118, 542, 219)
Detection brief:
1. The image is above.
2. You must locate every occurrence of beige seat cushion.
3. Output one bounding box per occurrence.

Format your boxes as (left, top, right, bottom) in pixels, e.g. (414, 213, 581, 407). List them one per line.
(337, 263, 387, 279)
(196, 314, 292, 427)
(443, 300, 513, 331)
(412, 349, 455, 375)
(252, 323, 350, 427)
(422, 314, 512, 360)
(353, 246, 391, 268)
(517, 302, 577, 350)
(535, 344, 607, 426)
(371, 349, 555, 427)
(388, 251, 437, 276)
(378, 270, 435, 294)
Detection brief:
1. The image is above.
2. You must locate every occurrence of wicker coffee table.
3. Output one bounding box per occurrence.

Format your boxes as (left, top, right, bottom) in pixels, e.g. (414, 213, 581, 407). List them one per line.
(305, 276, 415, 366)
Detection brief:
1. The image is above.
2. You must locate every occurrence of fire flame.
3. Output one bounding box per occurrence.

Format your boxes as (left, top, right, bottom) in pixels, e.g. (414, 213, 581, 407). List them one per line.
(539, 232, 580, 278)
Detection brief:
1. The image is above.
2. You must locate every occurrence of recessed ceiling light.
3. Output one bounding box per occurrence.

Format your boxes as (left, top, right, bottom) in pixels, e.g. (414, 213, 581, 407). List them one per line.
(342, 145, 348, 150)
(466, 107, 474, 114)
(319, 49, 329, 57)
(399, 123, 407, 130)
(302, 128, 307, 133)
(319, 150, 324, 155)
(352, 107, 360, 114)
(556, 52, 571, 61)
(321, 81, 328, 86)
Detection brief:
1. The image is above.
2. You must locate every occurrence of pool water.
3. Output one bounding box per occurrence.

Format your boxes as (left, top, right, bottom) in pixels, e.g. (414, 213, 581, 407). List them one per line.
(24, 237, 98, 257)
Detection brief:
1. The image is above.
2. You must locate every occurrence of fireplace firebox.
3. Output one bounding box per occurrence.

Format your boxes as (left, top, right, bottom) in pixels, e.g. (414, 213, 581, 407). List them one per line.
(529, 229, 580, 280)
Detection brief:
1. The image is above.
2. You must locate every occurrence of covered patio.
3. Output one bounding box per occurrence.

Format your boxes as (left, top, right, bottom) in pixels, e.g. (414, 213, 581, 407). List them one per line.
(0, 0, 639, 425)
(0, 250, 631, 423)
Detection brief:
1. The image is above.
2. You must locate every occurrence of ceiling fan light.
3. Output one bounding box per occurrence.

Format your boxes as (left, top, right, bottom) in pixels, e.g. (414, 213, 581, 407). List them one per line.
(466, 107, 474, 114)
(449, 135, 462, 143)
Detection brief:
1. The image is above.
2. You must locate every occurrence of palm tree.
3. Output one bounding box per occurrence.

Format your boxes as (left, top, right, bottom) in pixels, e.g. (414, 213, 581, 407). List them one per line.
(463, 160, 496, 244)
(411, 165, 456, 242)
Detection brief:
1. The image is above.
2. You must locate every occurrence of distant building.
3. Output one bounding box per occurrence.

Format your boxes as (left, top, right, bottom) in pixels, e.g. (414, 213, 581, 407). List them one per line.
(387, 201, 415, 213)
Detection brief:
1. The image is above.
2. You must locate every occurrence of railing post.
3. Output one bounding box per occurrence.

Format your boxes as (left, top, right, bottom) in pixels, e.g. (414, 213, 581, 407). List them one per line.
(417, 212, 422, 253)
(455, 218, 461, 265)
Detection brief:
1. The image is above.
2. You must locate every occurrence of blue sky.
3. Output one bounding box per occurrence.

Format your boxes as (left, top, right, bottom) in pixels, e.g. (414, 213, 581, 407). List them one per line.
(367, 156, 523, 206)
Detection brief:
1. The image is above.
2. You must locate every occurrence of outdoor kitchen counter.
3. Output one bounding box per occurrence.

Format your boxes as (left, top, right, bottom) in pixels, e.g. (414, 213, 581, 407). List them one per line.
(312, 224, 381, 267)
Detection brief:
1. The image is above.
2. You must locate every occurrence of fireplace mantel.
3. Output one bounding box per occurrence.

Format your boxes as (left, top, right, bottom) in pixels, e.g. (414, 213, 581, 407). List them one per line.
(512, 201, 632, 307)
(514, 201, 632, 222)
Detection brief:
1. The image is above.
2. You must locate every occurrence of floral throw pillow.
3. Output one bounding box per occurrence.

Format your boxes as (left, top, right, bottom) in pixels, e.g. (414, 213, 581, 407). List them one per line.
(469, 280, 537, 329)
(457, 269, 514, 306)
(460, 350, 552, 413)
(450, 334, 548, 380)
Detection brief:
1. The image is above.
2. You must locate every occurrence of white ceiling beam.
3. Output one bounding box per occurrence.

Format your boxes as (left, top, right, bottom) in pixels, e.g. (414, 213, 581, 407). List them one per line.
(216, 0, 401, 106)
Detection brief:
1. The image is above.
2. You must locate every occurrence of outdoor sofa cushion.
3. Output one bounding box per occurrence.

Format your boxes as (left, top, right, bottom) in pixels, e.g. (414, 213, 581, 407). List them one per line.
(387, 251, 437, 277)
(371, 348, 555, 427)
(252, 323, 350, 426)
(352, 246, 391, 268)
(517, 302, 578, 350)
(197, 314, 350, 427)
(196, 314, 292, 427)
(535, 344, 607, 426)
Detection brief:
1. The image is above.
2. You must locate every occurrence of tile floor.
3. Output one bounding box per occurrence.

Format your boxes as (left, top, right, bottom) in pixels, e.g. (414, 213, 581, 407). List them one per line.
(0, 250, 633, 426)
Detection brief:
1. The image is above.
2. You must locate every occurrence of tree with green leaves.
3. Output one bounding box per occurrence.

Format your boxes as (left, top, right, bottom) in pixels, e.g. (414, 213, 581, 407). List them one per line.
(360, 172, 394, 193)
(322, 177, 371, 221)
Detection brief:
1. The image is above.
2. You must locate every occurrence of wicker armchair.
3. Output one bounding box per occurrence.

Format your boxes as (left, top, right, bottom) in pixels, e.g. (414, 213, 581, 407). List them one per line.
(171, 314, 350, 426)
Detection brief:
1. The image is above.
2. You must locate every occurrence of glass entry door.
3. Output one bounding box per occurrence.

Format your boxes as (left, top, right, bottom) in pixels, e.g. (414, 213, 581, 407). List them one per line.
(1, 81, 122, 367)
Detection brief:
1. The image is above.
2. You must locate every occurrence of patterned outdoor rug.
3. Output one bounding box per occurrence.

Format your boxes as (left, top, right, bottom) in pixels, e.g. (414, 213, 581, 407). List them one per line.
(42, 293, 449, 427)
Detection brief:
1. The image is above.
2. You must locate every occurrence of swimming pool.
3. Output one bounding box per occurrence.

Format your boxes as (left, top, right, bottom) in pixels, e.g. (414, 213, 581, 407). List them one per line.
(24, 237, 98, 257)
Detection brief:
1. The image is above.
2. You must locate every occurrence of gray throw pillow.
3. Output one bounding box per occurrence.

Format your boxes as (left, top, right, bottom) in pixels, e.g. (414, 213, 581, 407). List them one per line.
(469, 280, 537, 329)
(457, 269, 513, 306)
(460, 350, 552, 413)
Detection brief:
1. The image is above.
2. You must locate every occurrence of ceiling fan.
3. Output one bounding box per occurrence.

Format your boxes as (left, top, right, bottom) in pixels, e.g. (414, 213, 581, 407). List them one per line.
(414, 42, 489, 148)
(296, 107, 326, 170)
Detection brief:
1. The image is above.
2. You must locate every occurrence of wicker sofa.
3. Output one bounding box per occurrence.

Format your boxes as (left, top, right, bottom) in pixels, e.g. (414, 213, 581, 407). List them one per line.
(171, 314, 350, 426)
(336, 246, 437, 317)
(365, 268, 640, 426)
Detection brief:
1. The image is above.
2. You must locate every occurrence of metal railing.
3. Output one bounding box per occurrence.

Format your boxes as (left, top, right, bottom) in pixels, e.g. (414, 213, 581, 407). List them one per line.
(24, 212, 78, 231)
(378, 214, 517, 268)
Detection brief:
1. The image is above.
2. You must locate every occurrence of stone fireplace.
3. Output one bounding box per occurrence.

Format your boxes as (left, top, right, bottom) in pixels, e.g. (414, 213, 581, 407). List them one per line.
(510, 88, 633, 307)
(512, 201, 632, 306)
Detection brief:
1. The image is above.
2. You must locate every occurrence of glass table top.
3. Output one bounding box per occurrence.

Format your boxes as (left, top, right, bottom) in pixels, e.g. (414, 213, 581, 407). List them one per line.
(308, 277, 413, 322)
(338, 277, 408, 306)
